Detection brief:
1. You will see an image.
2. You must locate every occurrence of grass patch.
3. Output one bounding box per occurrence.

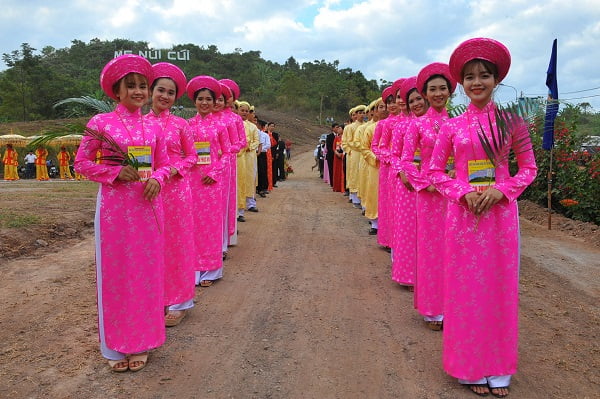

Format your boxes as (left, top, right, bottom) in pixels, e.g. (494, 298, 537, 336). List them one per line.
(0, 212, 42, 228)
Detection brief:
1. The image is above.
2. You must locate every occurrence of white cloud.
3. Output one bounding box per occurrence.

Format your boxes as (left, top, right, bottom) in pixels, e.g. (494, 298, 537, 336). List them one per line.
(0, 0, 598, 109)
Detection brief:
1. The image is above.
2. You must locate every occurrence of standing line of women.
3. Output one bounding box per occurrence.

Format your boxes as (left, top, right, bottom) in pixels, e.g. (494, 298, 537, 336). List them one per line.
(75, 54, 259, 373)
(325, 38, 536, 398)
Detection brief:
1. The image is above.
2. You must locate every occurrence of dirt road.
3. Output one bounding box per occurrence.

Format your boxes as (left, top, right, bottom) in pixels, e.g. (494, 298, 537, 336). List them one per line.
(0, 149, 598, 398)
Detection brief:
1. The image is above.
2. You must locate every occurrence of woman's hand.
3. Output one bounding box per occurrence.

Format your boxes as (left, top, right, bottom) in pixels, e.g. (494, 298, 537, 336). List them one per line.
(169, 167, 178, 177)
(463, 191, 481, 214)
(474, 187, 504, 215)
(447, 169, 456, 179)
(398, 172, 414, 191)
(425, 185, 437, 193)
(463, 188, 504, 215)
(143, 178, 161, 201)
(202, 175, 216, 185)
(117, 165, 140, 182)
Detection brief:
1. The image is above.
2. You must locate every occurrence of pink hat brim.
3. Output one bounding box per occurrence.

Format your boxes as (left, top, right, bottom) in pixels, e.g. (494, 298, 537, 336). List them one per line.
(399, 76, 417, 102)
(100, 54, 153, 101)
(220, 83, 233, 100)
(381, 86, 395, 102)
(449, 37, 511, 83)
(392, 78, 405, 95)
(151, 62, 187, 99)
(186, 76, 222, 101)
(416, 62, 457, 95)
(219, 79, 240, 100)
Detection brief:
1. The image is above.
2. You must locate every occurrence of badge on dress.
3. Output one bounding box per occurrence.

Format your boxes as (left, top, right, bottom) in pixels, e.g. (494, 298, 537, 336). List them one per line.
(195, 142, 211, 165)
(127, 145, 152, 181)
(468, 159, 495, 192)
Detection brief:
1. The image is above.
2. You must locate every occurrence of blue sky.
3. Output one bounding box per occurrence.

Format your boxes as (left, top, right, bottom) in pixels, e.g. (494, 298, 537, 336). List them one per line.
(1, 0, 599, 111)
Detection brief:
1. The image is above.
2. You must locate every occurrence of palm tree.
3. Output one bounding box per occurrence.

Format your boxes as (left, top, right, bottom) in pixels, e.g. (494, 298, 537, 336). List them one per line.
(578, 102, 592, 115)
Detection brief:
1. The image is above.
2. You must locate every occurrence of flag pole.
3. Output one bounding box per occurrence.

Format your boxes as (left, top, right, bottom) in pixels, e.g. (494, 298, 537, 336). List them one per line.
(543, 38, 558, 230)
(547, 148, 553, 230)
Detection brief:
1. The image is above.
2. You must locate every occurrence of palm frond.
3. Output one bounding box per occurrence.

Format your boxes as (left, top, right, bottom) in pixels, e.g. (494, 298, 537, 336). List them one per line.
(477, 98, 541, 167)
(448, 104, 467, 118)
(54, 96, 114, 114)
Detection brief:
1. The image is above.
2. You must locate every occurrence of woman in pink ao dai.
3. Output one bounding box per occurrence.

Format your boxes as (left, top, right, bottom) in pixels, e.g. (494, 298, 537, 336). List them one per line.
(428, 38, 537, 398)
(145, 62, 197, 327)
(185, 76, 231, 287)
(400, 63, 456, 331)
(75, 55, 171, 372)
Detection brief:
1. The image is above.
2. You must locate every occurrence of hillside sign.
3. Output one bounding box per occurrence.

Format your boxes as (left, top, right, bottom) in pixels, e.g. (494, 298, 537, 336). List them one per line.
(114, 49, 190, 61)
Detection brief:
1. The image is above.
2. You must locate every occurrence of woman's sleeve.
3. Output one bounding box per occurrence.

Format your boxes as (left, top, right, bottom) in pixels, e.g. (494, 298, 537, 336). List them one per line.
(150, 131, 171, 187)
(389, 121, 405, 175)
(170, 121, 197, 177)
(494, 121, 538, 202)
(206, 125, 231, 181)
(74, 117, 122, 184)
(400, 121, 428, 191)
(428, 124, 474, 203)
(371, 121, 384, 158)
(361, 127, 378, 167)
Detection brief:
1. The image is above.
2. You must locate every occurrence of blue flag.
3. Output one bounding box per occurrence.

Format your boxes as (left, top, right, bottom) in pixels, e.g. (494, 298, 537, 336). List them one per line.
(543, 39, 558, 150)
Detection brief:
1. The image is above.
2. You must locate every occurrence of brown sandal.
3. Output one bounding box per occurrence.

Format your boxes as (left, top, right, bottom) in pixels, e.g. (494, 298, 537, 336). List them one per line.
(165, 310, 186, 327)
(200, 280, 213, 287)
(128, 352, 148, 372)
(108, 359, 129, 372)
(425, 320, 443, 331)
(466, 383, 490, 396)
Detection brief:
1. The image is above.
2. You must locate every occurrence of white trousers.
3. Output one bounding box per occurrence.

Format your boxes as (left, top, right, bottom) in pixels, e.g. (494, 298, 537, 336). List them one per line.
(195, 267, 223, 284)
(459, 375, 512, 388)
(168, 299, 194, 311)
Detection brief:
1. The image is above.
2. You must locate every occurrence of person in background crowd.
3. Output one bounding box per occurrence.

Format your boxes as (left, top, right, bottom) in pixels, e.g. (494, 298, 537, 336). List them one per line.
(361, 98, 388, 234)
(331, 123, 345, 193)
(3, 144, 19, 180)
(72, 146, 85, 180)
(58, 146, 74, 179)
(428, 38, 537, 398)
(74, 54, 171, 373)
(24, 149, 37, 179)
(343, 105, 366, 208)
(35, 145, 49, 181)
(325, 124, 336, 186)
(256, 119, 270, 197)
(273, 132, 286, 182)
(237, 101, 260, 220)
(266, 122, 277, 190)
(316, 137, 326, 179)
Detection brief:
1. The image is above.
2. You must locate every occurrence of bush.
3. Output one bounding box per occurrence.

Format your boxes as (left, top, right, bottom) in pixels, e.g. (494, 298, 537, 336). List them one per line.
(522, 108, 600, 225)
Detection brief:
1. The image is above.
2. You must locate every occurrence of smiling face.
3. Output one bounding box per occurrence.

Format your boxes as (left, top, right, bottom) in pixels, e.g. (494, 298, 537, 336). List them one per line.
(462, 60, 499, 109)
(395, 91, 407, 115)
(385, 95, 399, 115)
(355, 110, 365, 122)
(424, 76, 450, 112)
(238, 104, 250, 120)
(115, 73, 149, 112)
(376, 102, 388, 120)
(151, 77, 177, 114)
(214, 94, 225, 112)
(194, 89, 215, 116)
(407, 89, 427, 117)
